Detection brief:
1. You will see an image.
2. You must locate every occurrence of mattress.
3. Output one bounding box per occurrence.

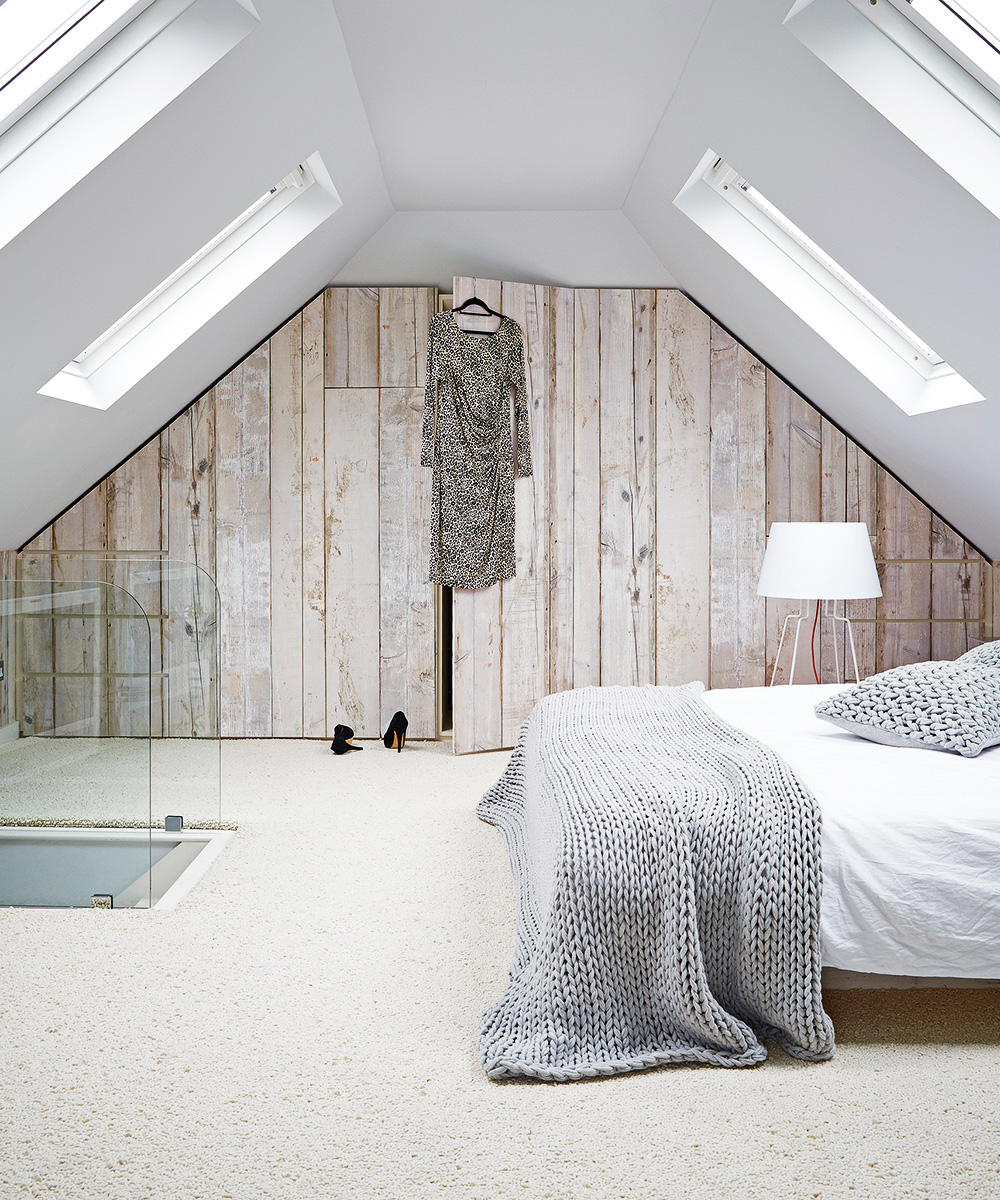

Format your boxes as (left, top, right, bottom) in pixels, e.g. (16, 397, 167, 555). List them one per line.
(703, 684, 1000, 978)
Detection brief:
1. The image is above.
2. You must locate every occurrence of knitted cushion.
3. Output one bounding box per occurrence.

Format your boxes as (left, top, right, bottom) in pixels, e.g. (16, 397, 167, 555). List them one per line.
(958, 640, 1000, 670)
(814, 659, 1000, 757)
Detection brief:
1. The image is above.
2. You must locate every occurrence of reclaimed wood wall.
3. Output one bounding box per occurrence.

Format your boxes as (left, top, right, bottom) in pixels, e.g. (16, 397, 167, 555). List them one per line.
(451, 279, 995, 752)
(15, 288, 438, 740)
(0, 549, 15, 731)
(8, 281, 993, 751)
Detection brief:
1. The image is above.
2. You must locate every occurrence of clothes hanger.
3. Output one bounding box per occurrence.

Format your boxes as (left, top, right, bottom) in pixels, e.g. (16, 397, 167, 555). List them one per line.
(451, 295, 504, 334)
(452, 295, 503, 318)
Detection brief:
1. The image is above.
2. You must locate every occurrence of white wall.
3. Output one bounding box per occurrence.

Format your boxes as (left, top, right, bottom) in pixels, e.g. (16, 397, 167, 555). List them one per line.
(333, 211, 676, 290)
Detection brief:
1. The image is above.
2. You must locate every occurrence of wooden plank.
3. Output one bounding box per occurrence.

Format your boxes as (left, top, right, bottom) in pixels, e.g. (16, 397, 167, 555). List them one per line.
(324, 288, 349, 388)
(632, 289, 656, 686)
(819, 418, 849, 683)
(876, 471, 931, 670)
(451, 276, 503, 754)
(597, 288, 655, 688)
(764, 373, 821, 685)
(930, 515, 982, 659)
(215, 344, 272, 737)
(348, 287, 380, 387)
(599, 290, 636, 686)
(379, 288, 436, 388)
(269, 313, 304, 737)
(500, 282, 550, 742)
(994, 563, 1000, 642)
(325, 387, 381, 738)
(572, 287, 601, 688)
(413, 288, 436, 388)
(0, 549, 15, 731)
(708, 324, 767, 688)
(15, 528, 56, 737)
(301, 295, 327, 738)
(105, 437, 165, 736)
(654, 291, 711, 687)
(846, 442, 879, 679)
(164, 390, 217, 737)
(548, 286, 575, 695)
(51, 484, 108, 735)
(379, 387, 436, 738)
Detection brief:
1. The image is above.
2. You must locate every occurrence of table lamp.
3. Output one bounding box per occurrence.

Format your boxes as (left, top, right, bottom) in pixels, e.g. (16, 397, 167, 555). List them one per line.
(757, 522, 882, 685)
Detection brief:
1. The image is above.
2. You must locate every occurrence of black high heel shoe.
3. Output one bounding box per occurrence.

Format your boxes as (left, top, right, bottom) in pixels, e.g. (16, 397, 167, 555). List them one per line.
(383, 711, 408, 752)
(331, 724, 362, 755)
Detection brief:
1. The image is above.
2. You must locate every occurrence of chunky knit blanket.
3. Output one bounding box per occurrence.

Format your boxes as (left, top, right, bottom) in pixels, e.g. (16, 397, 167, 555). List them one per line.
(477, 683, 835, 1081)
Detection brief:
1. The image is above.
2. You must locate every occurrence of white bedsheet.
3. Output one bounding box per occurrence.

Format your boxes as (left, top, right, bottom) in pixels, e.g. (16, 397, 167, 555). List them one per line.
(703, 684, 1000, 978)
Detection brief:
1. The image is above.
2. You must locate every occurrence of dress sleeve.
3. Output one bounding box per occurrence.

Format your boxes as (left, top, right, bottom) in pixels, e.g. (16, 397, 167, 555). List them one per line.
(420, 319, 439, 467)
(510, 324, 532, 478)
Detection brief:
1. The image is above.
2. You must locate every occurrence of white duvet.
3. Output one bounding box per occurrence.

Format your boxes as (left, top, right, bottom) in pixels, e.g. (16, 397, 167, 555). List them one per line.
(703, 684, 1000, 979)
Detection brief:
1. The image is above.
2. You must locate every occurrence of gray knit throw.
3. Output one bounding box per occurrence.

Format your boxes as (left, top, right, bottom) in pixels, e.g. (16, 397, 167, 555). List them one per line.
(477, 683, 835, 1081)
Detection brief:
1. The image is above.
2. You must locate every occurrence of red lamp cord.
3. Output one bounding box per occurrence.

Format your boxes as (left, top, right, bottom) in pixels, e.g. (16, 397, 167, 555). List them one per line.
(809, 599, 821, 684)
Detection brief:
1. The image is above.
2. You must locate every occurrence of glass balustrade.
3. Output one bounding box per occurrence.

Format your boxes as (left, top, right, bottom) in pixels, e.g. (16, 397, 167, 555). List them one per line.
(0, 556, 224, 909)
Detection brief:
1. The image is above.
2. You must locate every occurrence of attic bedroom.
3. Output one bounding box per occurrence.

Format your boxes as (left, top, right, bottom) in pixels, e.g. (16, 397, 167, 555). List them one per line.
(0, 1, 998, 1198)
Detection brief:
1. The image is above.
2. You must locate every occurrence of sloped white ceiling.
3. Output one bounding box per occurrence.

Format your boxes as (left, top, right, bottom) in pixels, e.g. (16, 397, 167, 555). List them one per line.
(334, 211, 676, 290)
(624, 0, 1000, 559)
(2, 0, 998, 558)
(0, 0, 392, 549)
(331, 0, 714, 210)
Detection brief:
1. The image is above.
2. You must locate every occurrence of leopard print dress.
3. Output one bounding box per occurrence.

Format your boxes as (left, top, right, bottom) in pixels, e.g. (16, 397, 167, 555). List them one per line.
(421, 311, 532, 589)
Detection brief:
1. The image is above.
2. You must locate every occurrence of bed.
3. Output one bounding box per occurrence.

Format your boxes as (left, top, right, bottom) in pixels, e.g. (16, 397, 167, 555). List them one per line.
(704, 684, 1000, 980)
(479, 677, 1000, 1080)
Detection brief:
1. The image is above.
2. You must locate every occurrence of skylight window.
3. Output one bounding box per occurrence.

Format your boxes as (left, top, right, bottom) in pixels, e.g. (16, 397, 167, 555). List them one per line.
(39, 153, 342, 410)
(719, 166, 946, 371)
(900, 0, 1000, 97)
(0, 1, 106, 93)
(72, 169, 305, 369)
(674, 150, 986, 415)
(0, 0, 153, 136)
(948, 0, 1000, 47)
(785, 0, 1000, 222)
(0, 0, 260, 252)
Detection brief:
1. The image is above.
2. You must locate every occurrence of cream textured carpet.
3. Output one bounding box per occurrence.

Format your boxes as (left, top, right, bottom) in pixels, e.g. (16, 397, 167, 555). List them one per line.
(1, 738, 998, 1199)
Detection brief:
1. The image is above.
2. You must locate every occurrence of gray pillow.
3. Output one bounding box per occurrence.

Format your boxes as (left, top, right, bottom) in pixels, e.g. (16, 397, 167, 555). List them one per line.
(814, 659, 1000, 757)
(958, 640, 1000, 670)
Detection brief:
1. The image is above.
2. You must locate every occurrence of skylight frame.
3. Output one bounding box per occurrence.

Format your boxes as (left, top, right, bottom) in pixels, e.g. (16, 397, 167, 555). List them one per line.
(0, 0, 155, 140)
(674, 149, 986, 416)
(71, 167, 309, 371)
(892, 0, 1000, 104)
(707, 161, 947, 376)
(0, 0, 261, 253)
(0, 1, 106, 93)
(784, 0, 1000, 224)
(38, 153, 342, 410)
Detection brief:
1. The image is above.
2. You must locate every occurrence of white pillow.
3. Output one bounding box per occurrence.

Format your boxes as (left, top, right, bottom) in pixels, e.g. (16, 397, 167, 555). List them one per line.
(814, 658, 1000, 758)
(958, 640, 1000, 670)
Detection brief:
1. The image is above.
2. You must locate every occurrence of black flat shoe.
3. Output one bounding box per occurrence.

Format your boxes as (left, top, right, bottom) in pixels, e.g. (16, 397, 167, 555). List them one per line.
(383, 711, 408, 752)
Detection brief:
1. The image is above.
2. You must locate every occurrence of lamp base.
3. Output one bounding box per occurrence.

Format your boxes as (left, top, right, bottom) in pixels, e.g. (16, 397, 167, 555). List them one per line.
(769, 600, 862, 686)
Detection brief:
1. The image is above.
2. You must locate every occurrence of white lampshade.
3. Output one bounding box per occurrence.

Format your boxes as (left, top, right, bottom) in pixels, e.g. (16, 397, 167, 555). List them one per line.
(757, 522, 882, 600)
